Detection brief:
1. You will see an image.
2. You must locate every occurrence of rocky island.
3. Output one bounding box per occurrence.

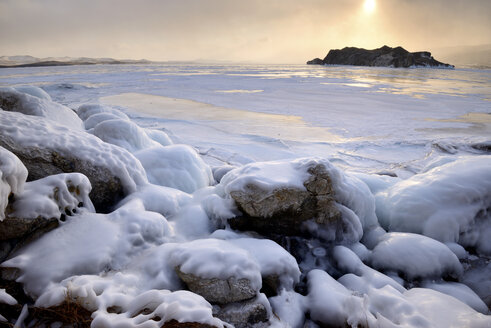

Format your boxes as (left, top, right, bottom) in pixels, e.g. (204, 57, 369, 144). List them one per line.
(307, 45, 454, 68)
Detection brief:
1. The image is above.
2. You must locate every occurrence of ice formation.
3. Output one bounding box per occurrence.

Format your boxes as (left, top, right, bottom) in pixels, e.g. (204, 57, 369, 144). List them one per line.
(9, 173, 94, 219)
(0, 146, 27, 220)
(376, 156, 491, 255)
(135, 145, 214, 193)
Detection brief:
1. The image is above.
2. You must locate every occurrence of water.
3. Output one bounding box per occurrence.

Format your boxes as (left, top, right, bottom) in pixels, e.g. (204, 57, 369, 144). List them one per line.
(1, 63, 490, 175)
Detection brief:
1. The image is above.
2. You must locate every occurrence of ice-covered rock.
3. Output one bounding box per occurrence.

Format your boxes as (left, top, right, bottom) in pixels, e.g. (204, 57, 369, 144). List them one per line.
(117, 184, 192, 217)
(13, 86, 52, 101)
(76, 103, 130, 121)
(307, 269, 370, 327)
(93, 119, 160, 153)
(0, 110, 148, 212)
(369, 232, 463, 280)
(170, 239, 262, 304)
(220, 158, 377, 242)
(0, 87, 83, 130)
(0, 146, 27, 221)
(404, 288, 491, 327)
(37, 274, 227, 328)
(84, 112, 129, 130)
(8, 173, 94, 221)
(2, 200, 172, 298)
(375, 156, 491, 255)
(421, 281, 489, 314)
(213, 294, 271, 328)
(225, 238, 300, 292)
(135, 144, 214, 194)
(145, 128, 173, 147)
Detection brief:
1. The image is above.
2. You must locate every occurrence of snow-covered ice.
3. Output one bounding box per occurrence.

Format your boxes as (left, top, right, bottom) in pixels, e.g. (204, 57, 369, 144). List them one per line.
(0, 63, 490, 327)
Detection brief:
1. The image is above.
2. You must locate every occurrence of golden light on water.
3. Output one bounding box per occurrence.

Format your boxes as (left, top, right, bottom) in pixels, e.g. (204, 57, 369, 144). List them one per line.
(363, 0, 376, 14)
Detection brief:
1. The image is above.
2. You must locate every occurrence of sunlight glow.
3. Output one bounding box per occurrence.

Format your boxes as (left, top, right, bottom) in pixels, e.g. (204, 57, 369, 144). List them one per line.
(363, 0, 376, 14)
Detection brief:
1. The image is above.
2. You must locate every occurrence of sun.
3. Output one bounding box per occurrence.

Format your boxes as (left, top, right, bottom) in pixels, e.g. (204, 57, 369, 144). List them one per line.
(363, 0, 376, 14)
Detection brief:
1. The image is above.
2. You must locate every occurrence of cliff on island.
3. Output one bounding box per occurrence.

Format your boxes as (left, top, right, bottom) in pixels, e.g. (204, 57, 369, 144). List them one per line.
(307, 45, 454, 68)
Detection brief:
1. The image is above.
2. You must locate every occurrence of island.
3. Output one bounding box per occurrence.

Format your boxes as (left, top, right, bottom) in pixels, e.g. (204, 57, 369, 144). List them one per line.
(307, 45, 453, 68)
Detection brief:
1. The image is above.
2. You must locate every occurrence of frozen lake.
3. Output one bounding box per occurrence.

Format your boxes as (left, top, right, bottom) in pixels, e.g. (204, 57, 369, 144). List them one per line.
(1, 63, 490, 176)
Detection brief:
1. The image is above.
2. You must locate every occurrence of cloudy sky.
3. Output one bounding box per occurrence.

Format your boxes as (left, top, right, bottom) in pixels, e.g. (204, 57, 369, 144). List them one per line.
(1, 0, 490, 63)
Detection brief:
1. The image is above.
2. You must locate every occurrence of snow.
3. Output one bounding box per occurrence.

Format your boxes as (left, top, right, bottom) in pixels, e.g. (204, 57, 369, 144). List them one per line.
(0, 87, 84, 130)
(0, 146, 27, 221)
(135, 144, 214, 193)
(9, 173, 94, 219)
(369, 232, 463, 280)
(375, 156, 491, 255)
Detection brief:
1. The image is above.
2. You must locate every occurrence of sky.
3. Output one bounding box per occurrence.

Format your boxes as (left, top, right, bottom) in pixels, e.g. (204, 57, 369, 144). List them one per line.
(1, 0, 490, 63)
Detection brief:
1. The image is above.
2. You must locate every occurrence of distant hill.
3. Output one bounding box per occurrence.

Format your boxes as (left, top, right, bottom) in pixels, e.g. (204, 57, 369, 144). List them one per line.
(0, 56, 151, 68)
(307, 46, 453, 68)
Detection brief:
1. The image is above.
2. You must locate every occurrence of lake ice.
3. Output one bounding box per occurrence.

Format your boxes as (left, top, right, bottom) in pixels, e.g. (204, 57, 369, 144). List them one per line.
(0, 64, 490, 327)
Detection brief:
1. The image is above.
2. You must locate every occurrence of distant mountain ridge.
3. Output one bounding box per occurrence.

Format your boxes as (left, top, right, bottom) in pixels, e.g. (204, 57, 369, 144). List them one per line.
(0, 55, 151, 68)
(307, 46, 453, 68)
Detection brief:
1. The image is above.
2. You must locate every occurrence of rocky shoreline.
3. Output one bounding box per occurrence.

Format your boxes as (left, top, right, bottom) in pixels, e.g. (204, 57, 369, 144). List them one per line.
(307, 45, 454, 68)
(0, 87, 490, 327)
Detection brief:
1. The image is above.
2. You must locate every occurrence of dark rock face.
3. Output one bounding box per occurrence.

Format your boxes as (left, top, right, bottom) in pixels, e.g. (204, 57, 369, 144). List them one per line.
(175, 267, 258, 304)
(213, 298, 269, 328)
(307, 45, 453, 68)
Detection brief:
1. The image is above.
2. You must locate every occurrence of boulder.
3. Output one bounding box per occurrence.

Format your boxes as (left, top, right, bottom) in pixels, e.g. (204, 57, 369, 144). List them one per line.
(176, 267, 257, 304)
(307, 45, 453, 68)
(0, 110, 148, 212)
(213, 297, 270, 328)
(220, 159, 343, 237)
(170, 239, 262, 304)
(220, 158, 378, 243)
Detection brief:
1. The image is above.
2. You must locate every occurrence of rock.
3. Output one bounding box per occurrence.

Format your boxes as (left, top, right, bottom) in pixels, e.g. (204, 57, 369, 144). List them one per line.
(213, 297, 270, 328)
(0, 110, 147, 213)
(0, 215, 59, 241)
(176, 267, 257, 304)
(223, 161, 342, 237)
(306, 58, 324, 65)
(307, 45, 453, 68)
